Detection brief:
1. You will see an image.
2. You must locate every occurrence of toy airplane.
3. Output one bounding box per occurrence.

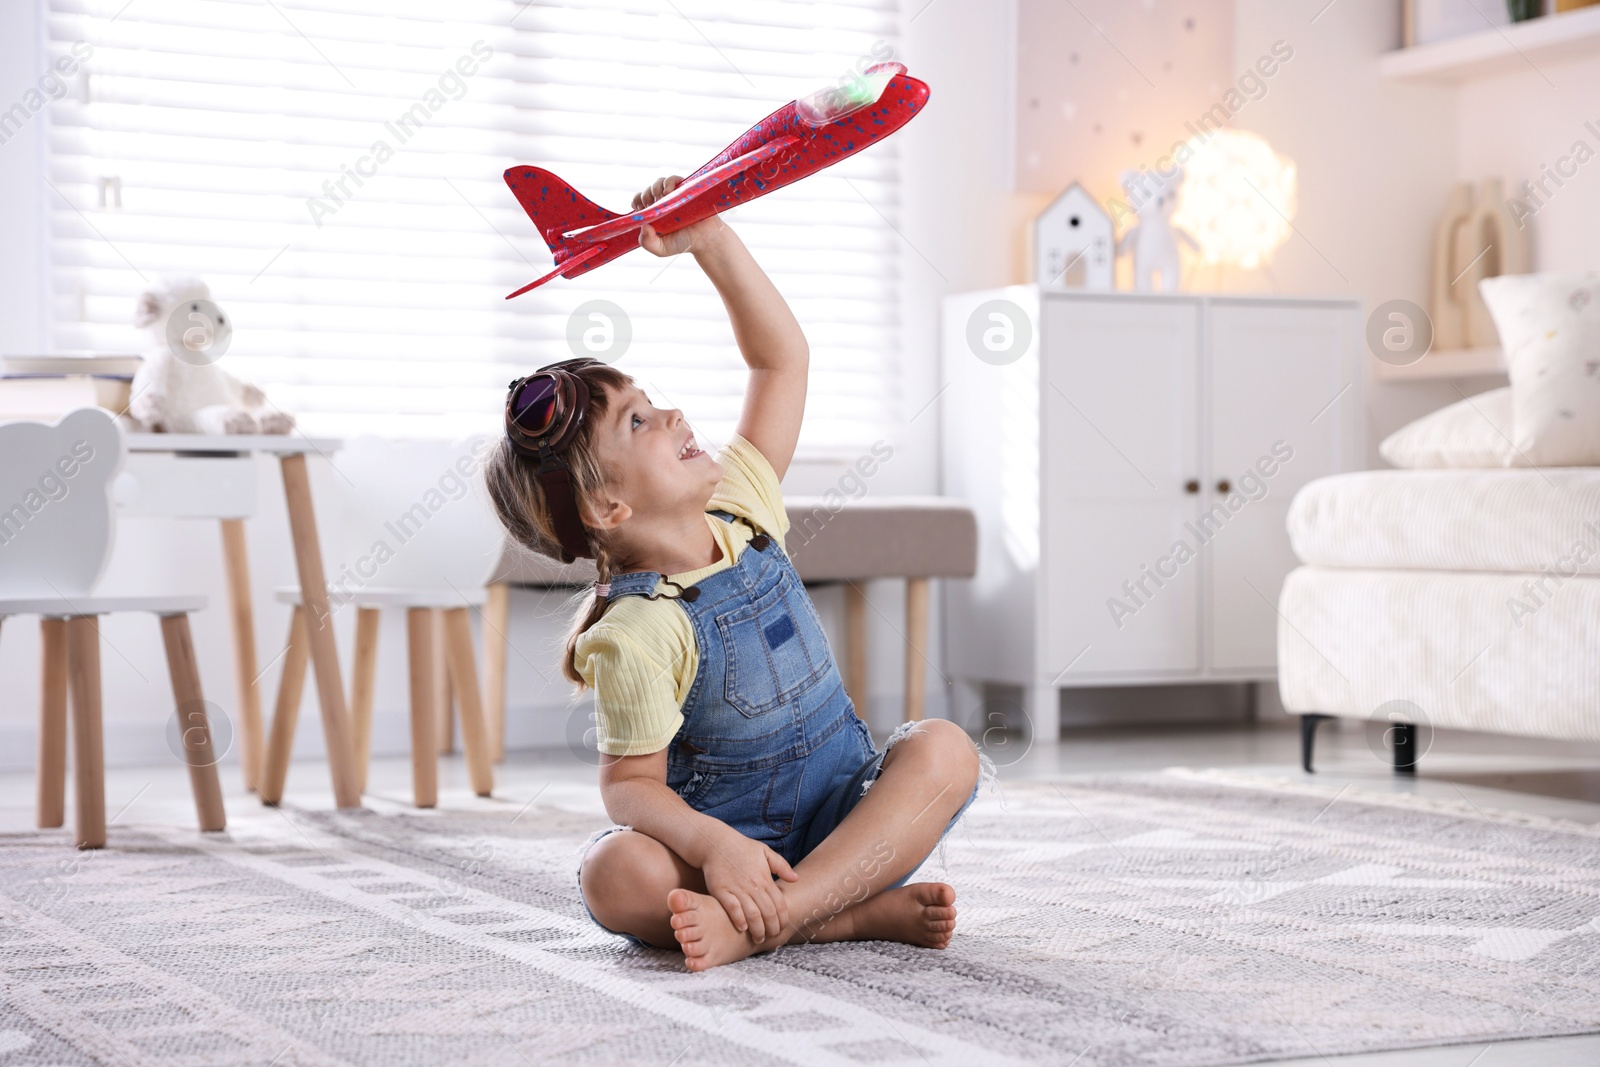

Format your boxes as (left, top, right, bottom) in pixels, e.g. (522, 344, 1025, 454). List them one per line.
(501, 62, 929, 299)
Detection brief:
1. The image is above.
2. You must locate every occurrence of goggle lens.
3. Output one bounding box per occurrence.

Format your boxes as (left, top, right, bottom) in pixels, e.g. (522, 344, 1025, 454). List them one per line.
(510, 377, 560, 436)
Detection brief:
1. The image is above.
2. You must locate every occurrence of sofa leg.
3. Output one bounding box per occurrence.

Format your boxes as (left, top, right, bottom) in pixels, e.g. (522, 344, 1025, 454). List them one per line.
(1391, 721, 1417, 775)
(1300, 714, 1333, 774)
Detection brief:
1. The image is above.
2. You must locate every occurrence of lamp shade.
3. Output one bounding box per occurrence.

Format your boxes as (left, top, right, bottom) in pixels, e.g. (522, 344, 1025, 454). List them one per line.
(1172, 129, 1297, 270)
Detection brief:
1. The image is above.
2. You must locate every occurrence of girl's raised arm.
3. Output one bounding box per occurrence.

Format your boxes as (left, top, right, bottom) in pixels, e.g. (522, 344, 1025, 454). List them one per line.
(635, 176, 809, 479)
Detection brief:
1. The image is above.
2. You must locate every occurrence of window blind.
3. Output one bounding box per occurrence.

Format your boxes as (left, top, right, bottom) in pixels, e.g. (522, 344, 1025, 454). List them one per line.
(46, 0, 904, 449)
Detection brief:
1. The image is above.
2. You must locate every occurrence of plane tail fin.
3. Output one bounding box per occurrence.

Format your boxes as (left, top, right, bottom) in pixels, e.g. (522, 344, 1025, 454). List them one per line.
(503, 167, 620, 256)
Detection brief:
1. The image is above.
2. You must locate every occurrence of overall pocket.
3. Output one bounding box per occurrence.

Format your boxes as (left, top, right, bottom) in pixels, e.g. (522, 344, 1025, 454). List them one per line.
(761, 757, 806, 836)
(667, 758, 717, 808)
(716, 574, 829, 718)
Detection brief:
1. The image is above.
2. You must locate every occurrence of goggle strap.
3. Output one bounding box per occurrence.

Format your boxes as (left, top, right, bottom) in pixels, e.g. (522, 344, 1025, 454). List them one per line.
(534, 457, 589, 563)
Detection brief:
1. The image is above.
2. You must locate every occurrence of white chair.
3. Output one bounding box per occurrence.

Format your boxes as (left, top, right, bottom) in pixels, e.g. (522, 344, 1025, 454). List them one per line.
(0, 409, 225, 848)
(260, 435, 504, 808)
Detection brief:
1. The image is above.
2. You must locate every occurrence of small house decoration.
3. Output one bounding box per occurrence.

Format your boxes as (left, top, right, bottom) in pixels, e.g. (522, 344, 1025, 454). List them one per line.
(1034, 182, 1114, 291)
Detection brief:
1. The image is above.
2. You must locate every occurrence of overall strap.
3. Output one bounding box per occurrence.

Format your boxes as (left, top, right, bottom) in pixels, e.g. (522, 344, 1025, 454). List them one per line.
(602, 570, 664, 600)
(712, 509, 775, 552)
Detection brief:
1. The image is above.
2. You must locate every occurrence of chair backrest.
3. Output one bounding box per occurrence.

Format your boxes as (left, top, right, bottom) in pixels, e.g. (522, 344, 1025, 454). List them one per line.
(327, 435, 504, 594)
(0, 408, 125, 598)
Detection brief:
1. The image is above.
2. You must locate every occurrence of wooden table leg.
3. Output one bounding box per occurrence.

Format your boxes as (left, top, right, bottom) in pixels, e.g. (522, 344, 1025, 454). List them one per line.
(482, 583, 510, 762)
(260, 607, 309, 806)
(220, 518, 264, 792)
(406, 608, 439, 809)
(442, 607, 493, 798)
(844, 582, 868, 720)
(278, 453, 361, 809)
(65, 616, 106, 849)
(159, 613, 226, 832)
(350, 607, 381, 794)
(904, 577, 929, 723)
(38, 617, 68, 829)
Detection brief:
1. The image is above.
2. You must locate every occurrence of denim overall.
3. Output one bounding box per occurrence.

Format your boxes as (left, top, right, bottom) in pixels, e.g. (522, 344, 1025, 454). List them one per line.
(578, 511, 980, 944)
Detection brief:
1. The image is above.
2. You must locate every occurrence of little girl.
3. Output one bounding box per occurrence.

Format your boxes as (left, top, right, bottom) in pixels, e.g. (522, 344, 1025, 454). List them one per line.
(485, 176, 986, 971)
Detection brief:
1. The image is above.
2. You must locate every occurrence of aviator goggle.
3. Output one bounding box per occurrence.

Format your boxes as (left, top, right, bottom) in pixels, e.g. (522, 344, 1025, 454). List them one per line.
(503, 357, 607, 563)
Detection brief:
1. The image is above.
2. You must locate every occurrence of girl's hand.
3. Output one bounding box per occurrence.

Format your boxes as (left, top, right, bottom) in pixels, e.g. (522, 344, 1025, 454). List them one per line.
(695, 822, 799, 943)
(633, 175, 730, 257)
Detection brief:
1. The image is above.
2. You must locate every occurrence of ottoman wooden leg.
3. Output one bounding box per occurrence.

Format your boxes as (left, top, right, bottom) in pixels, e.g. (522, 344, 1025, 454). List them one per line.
(38, 617, 69, 829)
(844, 582, 868, 720)
(159, 613, 226, 832)
(904, 577, 929, 723)
(65, 616, 106, 849)
(406, 608, 439, 809)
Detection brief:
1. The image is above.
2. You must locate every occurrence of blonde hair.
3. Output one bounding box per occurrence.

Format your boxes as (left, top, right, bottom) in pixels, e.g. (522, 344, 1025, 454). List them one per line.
(483, 361, 632, 686)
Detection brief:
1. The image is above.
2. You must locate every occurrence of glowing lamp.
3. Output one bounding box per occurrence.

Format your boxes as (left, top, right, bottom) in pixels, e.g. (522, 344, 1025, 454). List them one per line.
(1171, 129, 1297, 271)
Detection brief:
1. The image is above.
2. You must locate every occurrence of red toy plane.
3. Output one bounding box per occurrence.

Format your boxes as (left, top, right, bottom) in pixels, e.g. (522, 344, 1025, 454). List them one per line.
(501, 62, 929, 299)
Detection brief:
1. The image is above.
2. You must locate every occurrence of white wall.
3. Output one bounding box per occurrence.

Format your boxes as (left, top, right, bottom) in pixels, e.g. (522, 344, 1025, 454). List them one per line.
(1457, 57, 1600, 274)
(1229, 0, 1478, 462)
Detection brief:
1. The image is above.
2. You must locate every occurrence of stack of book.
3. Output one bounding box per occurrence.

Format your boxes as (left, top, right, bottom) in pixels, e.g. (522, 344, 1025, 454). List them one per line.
(0, 354, 142, 422)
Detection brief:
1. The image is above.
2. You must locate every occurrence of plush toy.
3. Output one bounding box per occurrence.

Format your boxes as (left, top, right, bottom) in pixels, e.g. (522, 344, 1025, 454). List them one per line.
(128, 277, 294, 436)
(1117, 169, 1198, 293)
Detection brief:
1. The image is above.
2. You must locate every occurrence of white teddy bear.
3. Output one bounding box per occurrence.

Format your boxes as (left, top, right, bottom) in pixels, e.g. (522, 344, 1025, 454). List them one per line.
(128, 277, 294, 436)
(1117, 168, 1199, 294)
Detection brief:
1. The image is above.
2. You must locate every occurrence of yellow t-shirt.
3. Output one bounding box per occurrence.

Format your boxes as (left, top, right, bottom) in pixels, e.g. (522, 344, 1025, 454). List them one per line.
(574, 434, 791, 756)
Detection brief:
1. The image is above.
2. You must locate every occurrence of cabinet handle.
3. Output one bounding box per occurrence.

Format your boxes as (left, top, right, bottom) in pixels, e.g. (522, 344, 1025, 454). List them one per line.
(1216, 479, 1232, 494)
(1184, 480, 1199, 494)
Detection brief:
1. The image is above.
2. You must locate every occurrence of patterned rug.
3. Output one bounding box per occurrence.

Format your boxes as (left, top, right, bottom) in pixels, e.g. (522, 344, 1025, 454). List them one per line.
(2, 770, 1599, 1066)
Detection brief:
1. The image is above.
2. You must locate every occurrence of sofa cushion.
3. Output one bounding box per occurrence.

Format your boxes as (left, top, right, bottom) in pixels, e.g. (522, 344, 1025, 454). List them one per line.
(489, 495, 978, 586)
(1479, 271, 1600, 466)
(1288, 469, 1600, 575)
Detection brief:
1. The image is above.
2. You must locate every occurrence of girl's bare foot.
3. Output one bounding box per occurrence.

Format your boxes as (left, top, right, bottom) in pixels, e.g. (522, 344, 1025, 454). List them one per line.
(808, 882, 958, 948)
(667, 887, 768, 972)
(667, 882, 959, 971)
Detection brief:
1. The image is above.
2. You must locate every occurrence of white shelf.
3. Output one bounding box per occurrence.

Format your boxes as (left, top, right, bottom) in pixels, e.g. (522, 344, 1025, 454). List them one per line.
(1381, 7, 1600, 83)
(1374, 346, 1506, 381)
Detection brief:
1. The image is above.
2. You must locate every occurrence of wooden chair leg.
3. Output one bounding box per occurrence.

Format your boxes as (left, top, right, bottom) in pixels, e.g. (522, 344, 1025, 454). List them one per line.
(65, 616, 106, 849)
(434, 609, 454, 755)
(159, 613, 226, 832)
(38, 617, 69, 829)
(259, 607, 310, 806)
(219, 518, 264, 793)
(482, 582, 510, 763)
(406, 608, 439, 809)
(844, 582, 868, 720)
(904, 577, 929, 723)
(350, 607, 381, 795)
(442, 607, 493, 798)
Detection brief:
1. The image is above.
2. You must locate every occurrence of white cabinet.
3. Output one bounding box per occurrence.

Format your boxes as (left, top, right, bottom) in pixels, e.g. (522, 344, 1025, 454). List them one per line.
(940, 287, 1362, 740)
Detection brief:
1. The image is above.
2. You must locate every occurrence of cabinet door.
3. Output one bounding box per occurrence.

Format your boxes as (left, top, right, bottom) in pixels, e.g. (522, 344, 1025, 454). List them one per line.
(1206, 301, 1357, 672)
(1041, 297, 1200, 677)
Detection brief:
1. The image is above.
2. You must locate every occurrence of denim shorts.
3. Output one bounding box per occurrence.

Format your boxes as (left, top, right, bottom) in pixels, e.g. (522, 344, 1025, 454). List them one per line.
(577, 717, 982, 947)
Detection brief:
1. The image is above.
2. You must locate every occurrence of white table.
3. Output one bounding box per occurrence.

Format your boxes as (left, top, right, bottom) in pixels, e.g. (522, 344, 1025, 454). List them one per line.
(122, 434, 361, 809)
